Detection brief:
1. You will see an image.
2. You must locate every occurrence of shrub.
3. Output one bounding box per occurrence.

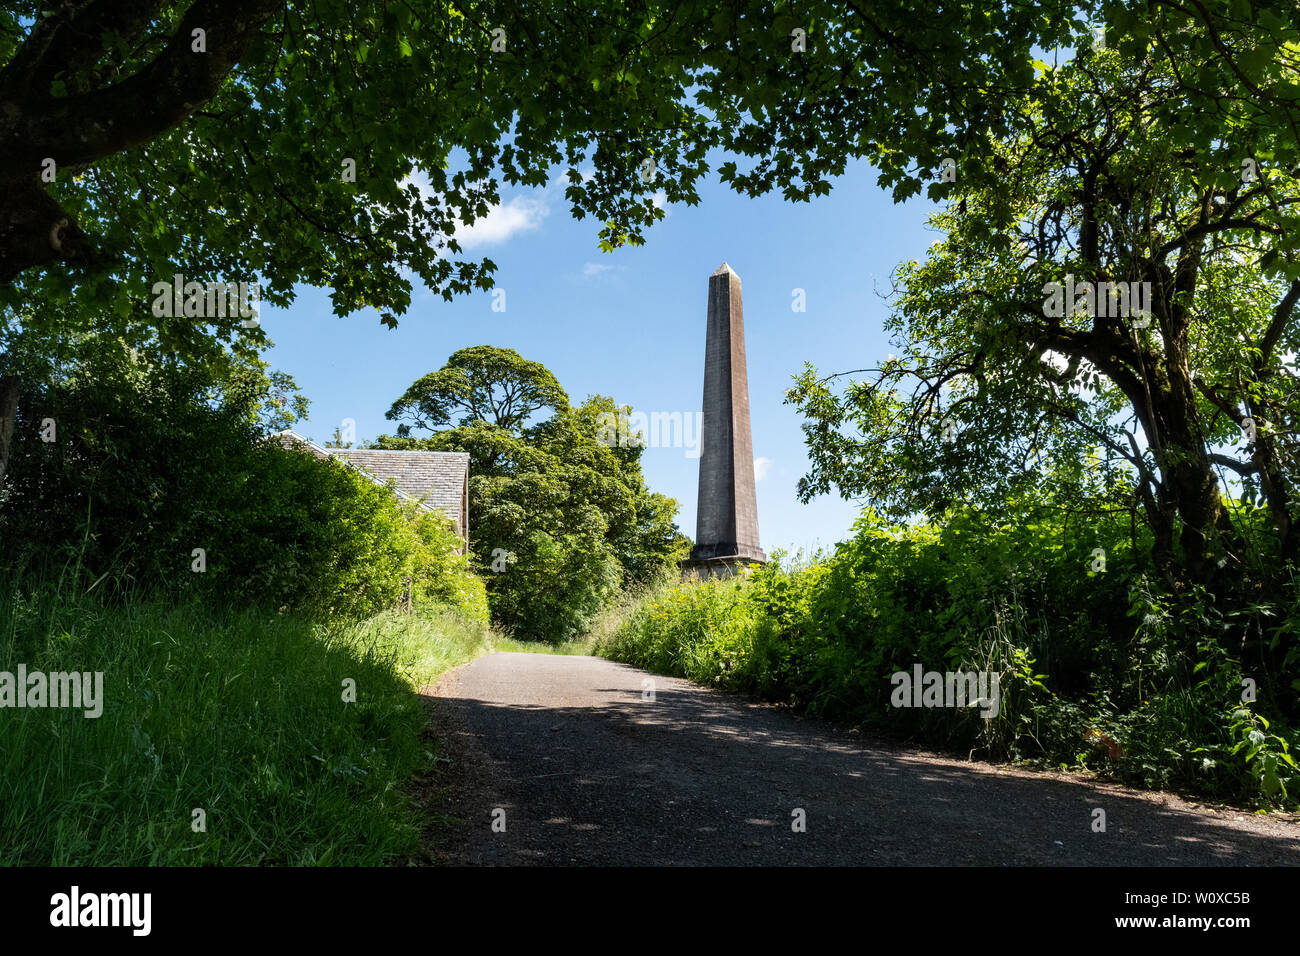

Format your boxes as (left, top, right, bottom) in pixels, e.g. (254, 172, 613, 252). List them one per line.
(0, 348, 484, 623)
(596, 505, 1299, 809)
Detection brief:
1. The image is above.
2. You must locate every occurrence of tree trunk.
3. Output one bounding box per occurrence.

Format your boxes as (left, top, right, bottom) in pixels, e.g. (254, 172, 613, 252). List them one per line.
(1136, 329, 1224, 587)
(0, 375, 18, 495)
(0, 180, 96, 283)
(1246, 396, 1298, 569)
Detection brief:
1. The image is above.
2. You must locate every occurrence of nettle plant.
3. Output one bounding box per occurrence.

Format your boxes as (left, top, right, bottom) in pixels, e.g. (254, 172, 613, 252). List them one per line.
(1115, 580, 1299, 805)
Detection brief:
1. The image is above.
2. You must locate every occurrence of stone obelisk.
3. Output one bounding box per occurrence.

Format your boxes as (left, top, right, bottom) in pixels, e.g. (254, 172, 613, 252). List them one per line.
(685, 262, 766, 578)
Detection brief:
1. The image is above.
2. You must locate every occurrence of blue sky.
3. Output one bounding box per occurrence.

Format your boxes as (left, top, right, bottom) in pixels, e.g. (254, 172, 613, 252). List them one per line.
(261, 157, 939, 557)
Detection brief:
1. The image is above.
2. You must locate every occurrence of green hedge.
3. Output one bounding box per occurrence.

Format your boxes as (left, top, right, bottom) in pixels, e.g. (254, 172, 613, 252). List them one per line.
(598, 507, 1299, 809)
(0, 354, 486, 624)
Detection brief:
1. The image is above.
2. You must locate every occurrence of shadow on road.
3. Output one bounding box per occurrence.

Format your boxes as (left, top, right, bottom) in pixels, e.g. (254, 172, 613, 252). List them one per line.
(420, 659, 1300, 867)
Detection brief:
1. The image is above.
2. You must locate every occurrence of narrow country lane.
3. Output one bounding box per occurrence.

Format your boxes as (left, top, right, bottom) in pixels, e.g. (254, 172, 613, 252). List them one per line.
(422, 653, 1300, 866)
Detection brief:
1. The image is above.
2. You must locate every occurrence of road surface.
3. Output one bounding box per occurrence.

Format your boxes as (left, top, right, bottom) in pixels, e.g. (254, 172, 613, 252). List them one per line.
(421, 653, 1300, 866)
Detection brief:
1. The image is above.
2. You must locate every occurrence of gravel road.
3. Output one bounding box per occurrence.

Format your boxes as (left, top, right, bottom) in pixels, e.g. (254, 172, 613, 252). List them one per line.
(421, 653, 1300, 866)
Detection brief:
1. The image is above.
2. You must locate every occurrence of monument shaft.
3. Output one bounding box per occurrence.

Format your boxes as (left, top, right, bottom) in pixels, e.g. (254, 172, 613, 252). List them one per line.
(688, 262, 765, 573)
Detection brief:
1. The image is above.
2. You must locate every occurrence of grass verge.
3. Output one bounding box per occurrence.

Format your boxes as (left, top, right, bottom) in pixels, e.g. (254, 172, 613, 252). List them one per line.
(0, 586, 491, 865)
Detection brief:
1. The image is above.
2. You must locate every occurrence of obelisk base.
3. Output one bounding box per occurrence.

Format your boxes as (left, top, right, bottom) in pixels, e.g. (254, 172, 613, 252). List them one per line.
(681, 547, 767, 581)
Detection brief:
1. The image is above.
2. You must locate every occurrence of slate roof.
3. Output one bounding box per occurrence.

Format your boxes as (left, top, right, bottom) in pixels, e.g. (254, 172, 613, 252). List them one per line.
(271, 431, 469, 535)
(330, 448, 469, 524)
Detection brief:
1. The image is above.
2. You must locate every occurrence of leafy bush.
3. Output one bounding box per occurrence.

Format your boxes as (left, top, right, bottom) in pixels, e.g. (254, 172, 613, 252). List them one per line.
(0, 345, 485, 623)
(597, 503, 1299, 809)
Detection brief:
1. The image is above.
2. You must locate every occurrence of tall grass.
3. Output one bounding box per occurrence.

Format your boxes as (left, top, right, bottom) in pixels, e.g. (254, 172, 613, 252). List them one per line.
(582, 567, 678, 654)
(488, 634, 596, 655)
(0, 585, 491, 865)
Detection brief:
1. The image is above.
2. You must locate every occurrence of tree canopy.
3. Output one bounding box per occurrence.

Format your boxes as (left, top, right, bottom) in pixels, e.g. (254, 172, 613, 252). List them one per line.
(386, 345, 568, 434)
(376, 349, 686, 640)
(0, 3, 1200, 317)
(788, 26, 1300, 593)
(1, 1, 1292, 384)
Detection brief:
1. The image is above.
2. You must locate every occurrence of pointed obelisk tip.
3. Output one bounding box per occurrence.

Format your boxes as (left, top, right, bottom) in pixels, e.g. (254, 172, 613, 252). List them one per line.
(711, 260, 735, 277)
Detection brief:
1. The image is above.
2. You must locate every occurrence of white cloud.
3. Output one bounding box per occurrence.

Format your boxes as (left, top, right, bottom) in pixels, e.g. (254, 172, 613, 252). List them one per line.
(754, 457, 772, 481)
(396, 164, 617, 256)
(450, 167, 592, 250)
(455, 195, 549, 249)
(550, 168, 596, 188)
(583, 262, 614, 278)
